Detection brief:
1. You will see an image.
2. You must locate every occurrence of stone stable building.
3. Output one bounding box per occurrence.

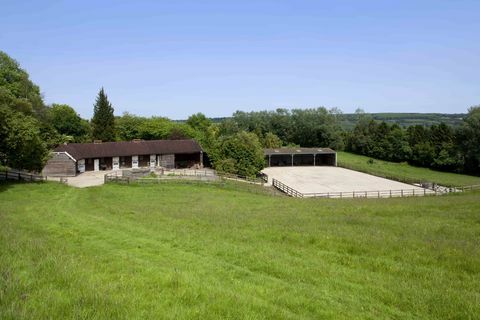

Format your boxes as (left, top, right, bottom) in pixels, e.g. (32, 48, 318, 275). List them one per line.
(43, 139, 203, 176)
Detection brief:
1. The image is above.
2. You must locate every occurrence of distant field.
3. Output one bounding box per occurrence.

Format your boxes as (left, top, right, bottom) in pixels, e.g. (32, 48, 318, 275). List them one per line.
(337, 151, 480, 187)
(338, 113, 465, 129)
(1, 181, 479, 319)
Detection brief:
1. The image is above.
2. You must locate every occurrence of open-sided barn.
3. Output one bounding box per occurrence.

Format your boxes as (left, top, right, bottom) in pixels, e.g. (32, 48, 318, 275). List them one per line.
(264, 148, 336, 167)
(43, 139, 203, 176)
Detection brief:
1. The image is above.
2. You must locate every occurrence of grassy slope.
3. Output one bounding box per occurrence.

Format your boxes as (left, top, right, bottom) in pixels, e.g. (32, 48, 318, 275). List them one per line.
(337, 151, 480, 187)
(1, 181, 480, 319)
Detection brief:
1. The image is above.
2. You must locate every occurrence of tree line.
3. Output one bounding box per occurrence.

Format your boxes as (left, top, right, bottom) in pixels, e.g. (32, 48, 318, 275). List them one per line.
(224, 107, 480, 175)
(346, 111, 480, 174)
(1, 50, 479, 177)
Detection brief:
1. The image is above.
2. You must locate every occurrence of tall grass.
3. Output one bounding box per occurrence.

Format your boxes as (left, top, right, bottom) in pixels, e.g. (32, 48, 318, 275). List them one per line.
(1, 181, 479, 319)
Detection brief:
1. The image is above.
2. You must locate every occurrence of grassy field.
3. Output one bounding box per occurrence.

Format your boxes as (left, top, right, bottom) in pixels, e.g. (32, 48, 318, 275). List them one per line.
(1, 181, 479, 319)
(337, 151, 480, 187)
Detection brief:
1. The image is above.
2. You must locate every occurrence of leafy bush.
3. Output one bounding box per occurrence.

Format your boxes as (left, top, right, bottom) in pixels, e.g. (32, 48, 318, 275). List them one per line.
(215, 131, 264, 177)
(215, 158, 237, 174)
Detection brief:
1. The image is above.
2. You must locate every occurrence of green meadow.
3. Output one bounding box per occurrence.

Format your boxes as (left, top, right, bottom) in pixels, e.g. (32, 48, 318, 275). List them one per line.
(1, 181, 479, 319)
(337, 151, 480, 187)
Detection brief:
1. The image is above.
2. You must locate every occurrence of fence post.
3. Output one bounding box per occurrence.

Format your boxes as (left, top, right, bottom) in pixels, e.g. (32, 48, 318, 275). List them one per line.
(340, 192, 342, 199)
(18, 172, 21, 180)
(390, 190, 392, 198)
(413, 189, 415, 196)
(378, 191, 380, 198)
(365, 191, 367, 198)
(353, 191, 355, 198)
(401, 190, 404, 197)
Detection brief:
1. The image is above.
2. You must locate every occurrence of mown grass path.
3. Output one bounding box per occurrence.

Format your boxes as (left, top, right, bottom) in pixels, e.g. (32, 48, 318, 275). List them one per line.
(1, 181, 479, 319)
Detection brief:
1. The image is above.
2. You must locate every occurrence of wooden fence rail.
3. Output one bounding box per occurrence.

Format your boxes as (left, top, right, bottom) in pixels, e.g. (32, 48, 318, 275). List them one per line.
(0, 168, 44, 182)
(105, 169, 480, 199)
(105, 169, 264, 185)
(164, 169, 217, 177)
(459, 184, 480, 192)
(104, 171, 130, 184)
(270, 178, 475, 199)
(272, 178, 304, 198)
(303, 188, 437, 199)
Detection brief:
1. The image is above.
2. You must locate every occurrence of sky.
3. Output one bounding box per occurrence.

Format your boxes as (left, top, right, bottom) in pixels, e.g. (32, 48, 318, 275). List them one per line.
(1, 0, 479, 119)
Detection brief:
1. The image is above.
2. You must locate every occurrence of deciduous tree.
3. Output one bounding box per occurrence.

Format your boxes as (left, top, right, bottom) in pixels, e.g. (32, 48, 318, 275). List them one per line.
(460, 106, 480, 174)
(216, 131, 264, 177)
(48, 104, 90, 142)
(0, 106, 48, 171)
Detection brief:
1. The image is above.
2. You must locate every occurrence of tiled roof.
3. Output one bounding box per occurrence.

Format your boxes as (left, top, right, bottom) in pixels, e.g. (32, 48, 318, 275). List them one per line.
(54, 139, 202, 160)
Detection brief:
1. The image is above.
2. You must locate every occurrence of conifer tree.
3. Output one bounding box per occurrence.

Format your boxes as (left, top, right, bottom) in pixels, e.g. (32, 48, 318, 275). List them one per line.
(91, 88, 115, 141)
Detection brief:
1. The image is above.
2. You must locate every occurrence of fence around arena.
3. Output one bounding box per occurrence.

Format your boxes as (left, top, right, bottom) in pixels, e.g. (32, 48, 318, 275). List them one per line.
(271, 178, 480, 199)
(0, 168, 45, 182)
(302, 188, 437, 199)
(271, 178, 304, 197)
(106, 169, 480, 198)
(458, 184, 480, 192)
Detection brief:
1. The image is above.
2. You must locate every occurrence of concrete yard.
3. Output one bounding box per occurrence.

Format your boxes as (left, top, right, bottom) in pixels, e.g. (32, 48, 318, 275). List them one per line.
(47, 170, 113, 188)
(262, 166, 431, 198)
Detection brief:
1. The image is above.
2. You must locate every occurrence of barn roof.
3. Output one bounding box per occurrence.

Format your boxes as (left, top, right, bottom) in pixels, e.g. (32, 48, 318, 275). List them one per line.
(54, 139, 202, 161)
(264, 147, 336, 155)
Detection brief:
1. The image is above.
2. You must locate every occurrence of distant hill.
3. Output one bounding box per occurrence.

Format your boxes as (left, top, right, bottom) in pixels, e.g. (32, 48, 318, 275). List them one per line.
(200, 113, 466, 129)
(338, 113, 466, 129)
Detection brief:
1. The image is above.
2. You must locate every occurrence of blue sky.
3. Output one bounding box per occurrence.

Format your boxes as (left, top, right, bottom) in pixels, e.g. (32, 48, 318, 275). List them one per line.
(1, 0, 479, 119)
